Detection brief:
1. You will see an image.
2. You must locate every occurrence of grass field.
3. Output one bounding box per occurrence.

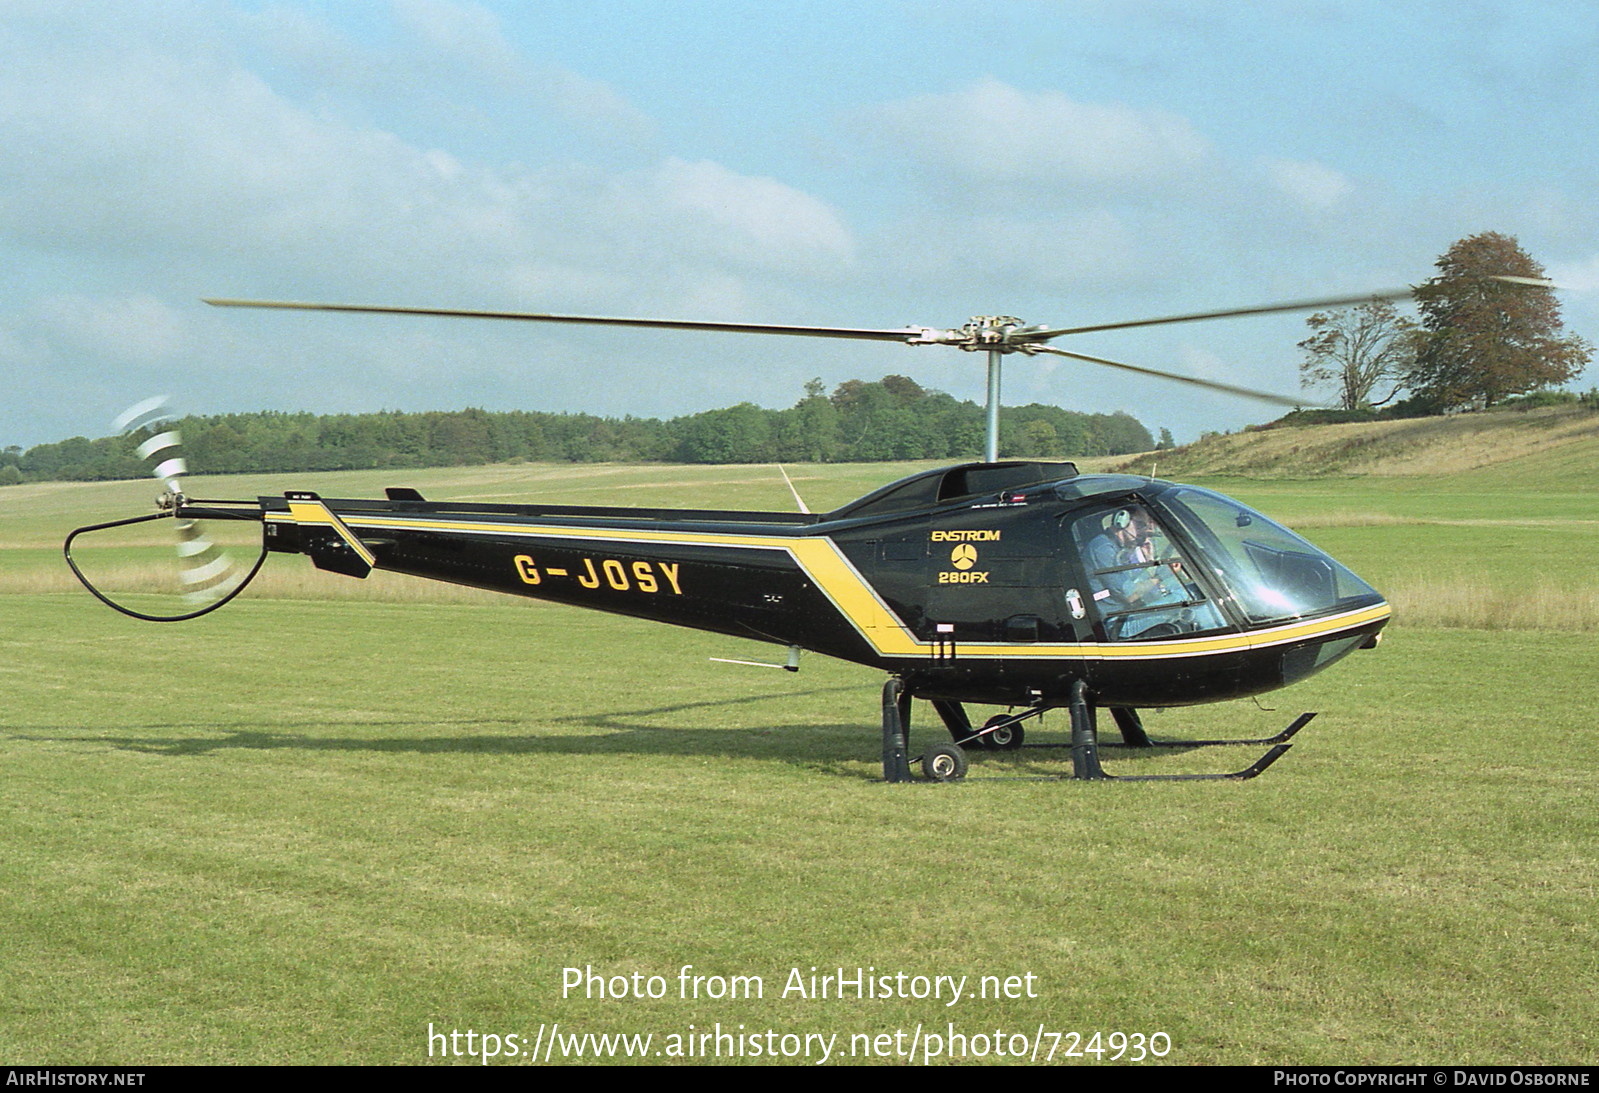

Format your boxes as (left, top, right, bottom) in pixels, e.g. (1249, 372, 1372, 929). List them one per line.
(2, 451, 1596, 1065)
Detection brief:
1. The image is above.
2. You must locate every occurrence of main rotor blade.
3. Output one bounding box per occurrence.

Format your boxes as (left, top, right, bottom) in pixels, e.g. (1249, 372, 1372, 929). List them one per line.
(1025, 275, 1554, 342)
(203, 298, 925, 343)
(1031, 344, 1314, 407)
(1023, 287, 1419, 341)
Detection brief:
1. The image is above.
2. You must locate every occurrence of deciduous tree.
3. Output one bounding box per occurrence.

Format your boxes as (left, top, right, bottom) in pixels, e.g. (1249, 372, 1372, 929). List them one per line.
(1408, 232, 1590, 411)
(1298, 299, 1419, 410)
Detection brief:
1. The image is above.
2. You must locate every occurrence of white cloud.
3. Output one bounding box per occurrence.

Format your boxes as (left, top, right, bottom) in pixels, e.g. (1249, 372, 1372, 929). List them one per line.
(31, 295, 191, 364)
(392, 0, 522, 74)
(648, 159, 855, 272)
(0, 2, 881, 449)
(870, 208, 1143, 296)
(387, 0, 652, 135)
(0, 14, 852, 313)
(1266, 158, 1354, 210)
(864, 78, 1212, 186)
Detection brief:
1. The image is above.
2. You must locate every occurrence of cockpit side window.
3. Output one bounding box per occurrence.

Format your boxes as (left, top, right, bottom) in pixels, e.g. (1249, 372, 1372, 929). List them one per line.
(1068, 504, 1227, 641)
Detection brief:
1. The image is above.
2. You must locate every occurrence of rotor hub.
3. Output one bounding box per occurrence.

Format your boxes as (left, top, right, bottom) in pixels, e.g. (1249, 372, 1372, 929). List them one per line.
(911, 315, 1050, 353)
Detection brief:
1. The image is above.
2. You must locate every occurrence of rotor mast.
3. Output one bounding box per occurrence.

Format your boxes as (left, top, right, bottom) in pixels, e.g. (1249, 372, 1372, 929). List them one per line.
(940, 315, 1039, 464)
(985, 348, 1002, 464)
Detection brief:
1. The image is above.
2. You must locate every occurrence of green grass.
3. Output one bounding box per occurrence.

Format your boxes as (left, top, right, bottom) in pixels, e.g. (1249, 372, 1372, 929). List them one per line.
(1, 596, 1594, 1065)
(3, 451, 1597, 1064)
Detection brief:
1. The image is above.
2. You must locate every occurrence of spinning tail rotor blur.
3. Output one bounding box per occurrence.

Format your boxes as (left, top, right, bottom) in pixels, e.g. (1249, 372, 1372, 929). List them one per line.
(63, 399, 268, 621)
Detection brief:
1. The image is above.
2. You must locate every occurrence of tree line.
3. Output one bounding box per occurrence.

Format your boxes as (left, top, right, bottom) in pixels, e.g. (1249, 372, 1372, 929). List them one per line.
(0, 376, 1155, 485)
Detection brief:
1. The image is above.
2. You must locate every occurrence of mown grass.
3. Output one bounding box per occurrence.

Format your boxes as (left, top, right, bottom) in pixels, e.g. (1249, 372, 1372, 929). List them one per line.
(1, 595, 1594, 1065)
(2, 448, 1596, 1064)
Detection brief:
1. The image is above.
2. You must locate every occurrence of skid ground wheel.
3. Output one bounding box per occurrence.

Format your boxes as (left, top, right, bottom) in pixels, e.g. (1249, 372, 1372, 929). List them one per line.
(982, 714, 1025, 750)
(921, 742, 968, 782)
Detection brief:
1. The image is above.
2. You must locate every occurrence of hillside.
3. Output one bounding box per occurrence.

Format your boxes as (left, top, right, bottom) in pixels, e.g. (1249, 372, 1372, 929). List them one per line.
(1115, 404, 1599, 482)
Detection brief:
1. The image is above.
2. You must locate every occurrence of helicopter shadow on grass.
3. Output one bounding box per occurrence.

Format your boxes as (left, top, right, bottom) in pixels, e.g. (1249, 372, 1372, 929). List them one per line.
(4, 687, 1240, 784)
(2, 683, 907, 776)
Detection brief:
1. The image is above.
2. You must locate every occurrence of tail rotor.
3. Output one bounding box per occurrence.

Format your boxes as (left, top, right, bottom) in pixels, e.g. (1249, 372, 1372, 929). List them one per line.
(113, 398, 242, 607)
(64, 398, 267, 622)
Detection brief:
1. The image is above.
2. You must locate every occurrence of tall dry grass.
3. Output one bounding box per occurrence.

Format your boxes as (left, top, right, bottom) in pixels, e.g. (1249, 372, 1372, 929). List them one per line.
(1123, 404, 1599, 479)
(1386, 578, 1599, 631)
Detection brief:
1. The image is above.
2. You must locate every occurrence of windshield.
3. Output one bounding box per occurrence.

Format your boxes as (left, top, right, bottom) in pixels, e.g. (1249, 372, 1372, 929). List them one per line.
(1152, 486, 1383, 625)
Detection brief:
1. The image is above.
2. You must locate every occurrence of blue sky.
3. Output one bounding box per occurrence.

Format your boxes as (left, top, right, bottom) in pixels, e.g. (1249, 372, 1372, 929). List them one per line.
(3, 0, 1595, 451)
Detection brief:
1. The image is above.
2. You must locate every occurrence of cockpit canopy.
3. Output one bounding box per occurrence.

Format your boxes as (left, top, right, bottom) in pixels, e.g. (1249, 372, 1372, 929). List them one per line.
(1064, 477, 1383, 637)
(1153, 485, 1381, 624)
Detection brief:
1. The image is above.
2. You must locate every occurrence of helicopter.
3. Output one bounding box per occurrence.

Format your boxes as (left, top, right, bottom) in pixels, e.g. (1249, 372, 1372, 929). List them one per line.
(71, 282, 1535, 783)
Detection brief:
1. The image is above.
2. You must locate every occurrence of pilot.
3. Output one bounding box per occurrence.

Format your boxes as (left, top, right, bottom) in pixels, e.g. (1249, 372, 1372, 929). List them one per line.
(1087, 507, 1185, 636)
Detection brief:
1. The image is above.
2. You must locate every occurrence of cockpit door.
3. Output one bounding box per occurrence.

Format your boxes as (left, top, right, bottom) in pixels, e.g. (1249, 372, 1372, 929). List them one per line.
(923, 509, 1073, 643)
(1066, 502, 1228, 642)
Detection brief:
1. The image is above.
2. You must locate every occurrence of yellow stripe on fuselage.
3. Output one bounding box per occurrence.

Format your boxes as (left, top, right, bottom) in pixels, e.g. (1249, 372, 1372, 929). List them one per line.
(270, 508, 1389, 661)
(285, 498, 377, 567)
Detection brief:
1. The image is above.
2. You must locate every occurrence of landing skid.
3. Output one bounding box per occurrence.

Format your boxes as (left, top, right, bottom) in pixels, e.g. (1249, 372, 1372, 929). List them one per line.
(881, 679, 1312, 783)
(1096, 711, 1316, 750)
(1059, 682, 1306, 781)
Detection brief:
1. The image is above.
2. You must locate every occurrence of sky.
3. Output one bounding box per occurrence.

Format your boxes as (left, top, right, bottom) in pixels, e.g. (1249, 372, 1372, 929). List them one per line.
(3, 0, 1596, 452)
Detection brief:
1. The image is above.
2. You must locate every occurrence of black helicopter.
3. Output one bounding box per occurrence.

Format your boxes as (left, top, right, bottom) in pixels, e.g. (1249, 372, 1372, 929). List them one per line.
(68, 284, 1504, 783)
